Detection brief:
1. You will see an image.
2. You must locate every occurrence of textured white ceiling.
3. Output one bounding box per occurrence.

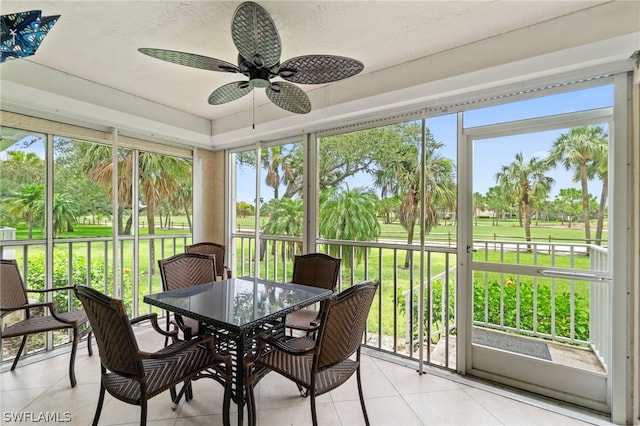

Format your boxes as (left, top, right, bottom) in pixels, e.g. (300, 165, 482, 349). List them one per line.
(0, 1, 638, 148)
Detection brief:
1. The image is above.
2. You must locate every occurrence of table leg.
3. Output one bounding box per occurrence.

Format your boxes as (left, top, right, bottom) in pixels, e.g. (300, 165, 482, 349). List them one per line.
(236, 335, 245, 426)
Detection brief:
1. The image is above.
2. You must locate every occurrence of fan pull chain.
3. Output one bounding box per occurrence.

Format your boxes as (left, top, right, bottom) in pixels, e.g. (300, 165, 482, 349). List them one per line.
(252, 91, 255, 130)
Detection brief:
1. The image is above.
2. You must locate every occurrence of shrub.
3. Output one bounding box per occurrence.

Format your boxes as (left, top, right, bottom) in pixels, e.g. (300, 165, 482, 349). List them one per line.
(25, 252, 133, 311)
(473, 278, 589, 341)
(400, 277, 590, 344)
(399, 278, 456, 344)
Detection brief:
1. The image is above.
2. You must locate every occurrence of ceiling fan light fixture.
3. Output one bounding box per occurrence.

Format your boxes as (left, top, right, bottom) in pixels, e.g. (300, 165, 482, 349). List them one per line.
(250, 78, 270, 89)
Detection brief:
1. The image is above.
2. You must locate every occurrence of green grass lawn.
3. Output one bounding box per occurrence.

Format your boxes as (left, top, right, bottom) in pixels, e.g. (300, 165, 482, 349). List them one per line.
(235, 216, 606, 244)
(6, 216, 602, 342)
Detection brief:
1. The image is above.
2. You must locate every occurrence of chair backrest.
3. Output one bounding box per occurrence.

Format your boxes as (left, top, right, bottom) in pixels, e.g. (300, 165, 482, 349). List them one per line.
(291, 253, 341, 291)
(314, 280, 379, 371)
(185, 242, 226, 277)
(158, 252, 217, 292)
(74, 285, 144, 378)
(0, 259, 29, 316)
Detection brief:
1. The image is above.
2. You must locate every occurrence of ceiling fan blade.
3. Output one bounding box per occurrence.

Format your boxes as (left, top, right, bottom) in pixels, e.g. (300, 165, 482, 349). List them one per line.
(208, 81, 253, 105)
(266, 82, 311, 114)
(138, 48, 240, 73)
(278, 55, 364, 84)
(231, 2, 281, 68)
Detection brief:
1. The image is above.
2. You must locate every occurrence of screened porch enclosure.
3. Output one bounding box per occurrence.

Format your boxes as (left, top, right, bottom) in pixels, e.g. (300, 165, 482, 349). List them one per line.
(1, 63, 635, 421)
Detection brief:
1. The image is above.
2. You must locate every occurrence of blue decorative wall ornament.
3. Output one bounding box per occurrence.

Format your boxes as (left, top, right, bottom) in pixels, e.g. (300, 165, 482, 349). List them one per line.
(1, 10, 60, 63)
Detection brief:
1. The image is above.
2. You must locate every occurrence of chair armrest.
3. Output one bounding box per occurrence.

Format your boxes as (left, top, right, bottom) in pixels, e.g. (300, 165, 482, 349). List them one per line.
(141, 333, 215, 360)
(130, 313, 178, 339)
(262, 335, 316, 356)
(25, 286, 75, 294)
(1, 300, 78, 325)
(23, 287, 80, 322)
(1, 301, 55, 313)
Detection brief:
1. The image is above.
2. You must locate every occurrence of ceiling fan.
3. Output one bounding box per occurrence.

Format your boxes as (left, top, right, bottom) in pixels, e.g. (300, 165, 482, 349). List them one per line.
(139, 1, 364, 114)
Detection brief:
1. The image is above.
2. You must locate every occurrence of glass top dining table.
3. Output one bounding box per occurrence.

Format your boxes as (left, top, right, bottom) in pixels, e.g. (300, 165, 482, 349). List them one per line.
(144, 276, 332, 425)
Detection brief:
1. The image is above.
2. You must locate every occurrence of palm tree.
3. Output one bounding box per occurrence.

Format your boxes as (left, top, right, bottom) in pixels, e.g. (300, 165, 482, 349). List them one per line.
(261, 145, 295, 199)
(254, 145, 299, 259)
(74, 144, 191, 234)
(376, 138, 456, 268)
(262, 197, 303, 259)
(3, 150, 44, 181)
(496, 152, 553, 251)
(1, 150, 44, 224)
(168, 182, 193, 232)
(473, 192, 486, 226)
(548, 125, 608, 244)
(74, 142, 191, 272)
(589, 138, 609, 246)
(51, 194, 79, 234)
(484, 186, 504, 225)
(7, 184, 44, 238)
(74, 144, 132, 233)
(319, 187, 380, 267)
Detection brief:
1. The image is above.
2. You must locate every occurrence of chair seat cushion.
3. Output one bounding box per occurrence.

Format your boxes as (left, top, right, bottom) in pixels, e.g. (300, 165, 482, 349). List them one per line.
(1, 310, 87, 338)
(103, 340, 222, 404)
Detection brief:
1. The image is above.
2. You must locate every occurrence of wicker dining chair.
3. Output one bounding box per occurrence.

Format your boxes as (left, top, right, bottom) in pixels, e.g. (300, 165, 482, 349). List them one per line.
(158, 252, 217, 341)
(285, 253, 341, 336)
(0, 259, 93, 388)
(245, 280, 379, 426)
(74, 285, 232, 426)
(185, 242, 232, 280)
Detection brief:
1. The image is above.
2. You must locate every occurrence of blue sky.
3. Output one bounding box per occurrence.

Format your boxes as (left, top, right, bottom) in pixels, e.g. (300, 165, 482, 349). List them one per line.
(2, 84, 611, 206)
(238, 84, 612, 204)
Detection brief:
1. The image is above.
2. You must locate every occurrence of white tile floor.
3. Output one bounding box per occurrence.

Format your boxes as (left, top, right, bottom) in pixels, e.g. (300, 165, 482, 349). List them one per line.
(1, 325, 612, 426)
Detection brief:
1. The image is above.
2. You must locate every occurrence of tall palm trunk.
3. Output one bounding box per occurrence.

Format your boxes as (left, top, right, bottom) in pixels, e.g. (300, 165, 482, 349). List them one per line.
(146, 196, 156, 273)
(404, 221, 415, 268)
(522, 194, 532, 253)
(579, 165, 591, 244)
(182, 200, 192, 232)
(595, 176, 608, 246)
(27, 211, 33, 239)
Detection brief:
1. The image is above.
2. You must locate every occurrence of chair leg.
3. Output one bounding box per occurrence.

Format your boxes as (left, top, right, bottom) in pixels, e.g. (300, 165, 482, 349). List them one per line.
(92, 383, 106, 426)
(69, 327, 80, 387)
(140, 385, 148, 426)
(223, 364, 233, 426)
(171, 384, 185, 411)
(169, 385, 177, 406)
(164, 310, 174, 347)
(10, 336, 28, 370)
(140, 399, 147, 426)
(310, 387, 318, 426)
(356, 365, 370, 426)
(86, 331, 94, 356)
(180, 380, 193, 402)
(245, 381, 256, 426)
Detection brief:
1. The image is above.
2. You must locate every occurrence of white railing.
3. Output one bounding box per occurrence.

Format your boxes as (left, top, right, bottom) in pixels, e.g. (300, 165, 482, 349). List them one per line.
(0, 234, 191, 367)
(403, 266, 457, 360)
(589, 245, 610, 370)
(233, 233, 608, 371)
(2, 233, 608, 373)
